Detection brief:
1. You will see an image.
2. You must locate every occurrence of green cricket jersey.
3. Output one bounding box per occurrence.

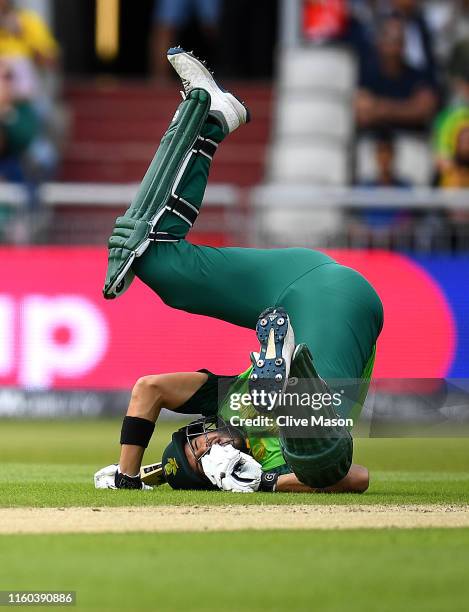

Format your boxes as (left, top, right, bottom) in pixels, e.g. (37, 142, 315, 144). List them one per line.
(217, 346, 377, 472)
(218, 367, 286, 471)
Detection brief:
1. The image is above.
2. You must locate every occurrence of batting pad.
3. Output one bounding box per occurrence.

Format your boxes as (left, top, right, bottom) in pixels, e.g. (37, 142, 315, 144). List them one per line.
(103, 88, 212, 299)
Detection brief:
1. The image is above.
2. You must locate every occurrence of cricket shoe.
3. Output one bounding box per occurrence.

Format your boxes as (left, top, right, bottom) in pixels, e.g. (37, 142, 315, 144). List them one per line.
(248, 307, 296, 413)
(167, 46, 250, 135)
(94, 464, 152, 490)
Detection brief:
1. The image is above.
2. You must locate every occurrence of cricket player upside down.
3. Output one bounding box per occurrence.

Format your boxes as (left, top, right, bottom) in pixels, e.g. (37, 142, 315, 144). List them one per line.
(95, 48, 384, 493)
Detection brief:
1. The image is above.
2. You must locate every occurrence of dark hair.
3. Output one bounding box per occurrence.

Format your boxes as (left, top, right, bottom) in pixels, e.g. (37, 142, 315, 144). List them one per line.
(372, 128, 395, 149)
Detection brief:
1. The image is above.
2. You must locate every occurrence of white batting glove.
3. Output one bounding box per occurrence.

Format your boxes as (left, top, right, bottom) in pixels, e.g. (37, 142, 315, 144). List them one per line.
(94, 464, 119, 489)
(94, 464, 152, 490)
(201, 444, 263, 493)
(201, 444, 241, 489)
(220, 452, 263, 493)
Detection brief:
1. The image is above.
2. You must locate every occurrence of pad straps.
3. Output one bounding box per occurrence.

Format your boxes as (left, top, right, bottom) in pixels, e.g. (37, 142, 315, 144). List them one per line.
(195, 135, 218, 160)
(103, 88, 213, 298)
(150, 135, 219, 238)
(149, 230, 180, 243)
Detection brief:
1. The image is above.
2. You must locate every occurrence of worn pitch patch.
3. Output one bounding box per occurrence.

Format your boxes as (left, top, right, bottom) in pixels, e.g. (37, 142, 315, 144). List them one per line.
(1, 504, 469, 534)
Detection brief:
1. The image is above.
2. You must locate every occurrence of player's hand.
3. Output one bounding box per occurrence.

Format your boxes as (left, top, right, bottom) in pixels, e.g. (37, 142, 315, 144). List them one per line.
(201, 444, 241, 489)
(94, 464, 152, 490)
(94, 463, 119, 489)
(201, 444, 262, 493)
(220, 452, 263, 493)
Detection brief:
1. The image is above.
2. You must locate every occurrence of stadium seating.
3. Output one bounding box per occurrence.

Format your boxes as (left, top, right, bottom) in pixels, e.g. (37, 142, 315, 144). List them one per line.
(263, 46, 356, 244)
(275, 95, 352, 142)
(268, 141, 348, 184)
(268, 46, 356, 186)
(61, 83, 273, 187)
(52, 82, 274, 244)
(278, 47, 356, 94)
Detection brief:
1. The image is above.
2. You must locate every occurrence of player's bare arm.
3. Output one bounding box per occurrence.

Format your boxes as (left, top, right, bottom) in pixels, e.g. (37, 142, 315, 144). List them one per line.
(127, 372, 208, 420)
(119, 372, 208, 478)
(275, 466, 369, 494)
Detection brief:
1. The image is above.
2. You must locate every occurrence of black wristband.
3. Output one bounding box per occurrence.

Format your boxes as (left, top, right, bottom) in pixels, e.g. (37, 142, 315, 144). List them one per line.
(259, 471, 279, 492)
(120, 416, 155, 448)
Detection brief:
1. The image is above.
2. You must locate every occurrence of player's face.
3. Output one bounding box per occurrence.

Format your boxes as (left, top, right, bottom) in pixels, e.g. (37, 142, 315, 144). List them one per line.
(184, 431, 243, 475)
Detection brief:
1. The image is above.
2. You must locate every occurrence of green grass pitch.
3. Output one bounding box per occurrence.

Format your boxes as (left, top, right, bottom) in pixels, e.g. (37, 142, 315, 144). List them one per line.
(1, 419, 468, 507)
(2, 529, 469, 612)
(1, 419, 468, 611)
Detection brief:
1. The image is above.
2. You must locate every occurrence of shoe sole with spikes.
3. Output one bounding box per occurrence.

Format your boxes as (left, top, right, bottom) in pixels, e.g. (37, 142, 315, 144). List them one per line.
(167, 46, 250, 135)
(248, 307, 295, 413)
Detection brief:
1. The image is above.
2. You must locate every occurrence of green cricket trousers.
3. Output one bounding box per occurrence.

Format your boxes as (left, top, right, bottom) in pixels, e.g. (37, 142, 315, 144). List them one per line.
(132, 118, 384, 384)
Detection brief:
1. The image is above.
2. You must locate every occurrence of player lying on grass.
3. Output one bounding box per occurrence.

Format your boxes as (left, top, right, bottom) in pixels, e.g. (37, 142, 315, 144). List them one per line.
(97, 48, 383, 492)
(95, 308, 370, 493)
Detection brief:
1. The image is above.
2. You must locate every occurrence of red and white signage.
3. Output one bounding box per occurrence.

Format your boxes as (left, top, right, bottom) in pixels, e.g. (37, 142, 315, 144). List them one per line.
(0, 248, 456, 390)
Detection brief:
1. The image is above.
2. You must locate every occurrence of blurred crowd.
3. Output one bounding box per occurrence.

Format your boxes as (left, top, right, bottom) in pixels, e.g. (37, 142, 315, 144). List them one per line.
(148, 0, 469, 250)
(304, 0, 469, 249)
(351, 0, 469, 183)
(149, 0, 277, 80)
(2, 0, 469, 251)
(151, 0, 221, 79)
(0, 0, 63, 242)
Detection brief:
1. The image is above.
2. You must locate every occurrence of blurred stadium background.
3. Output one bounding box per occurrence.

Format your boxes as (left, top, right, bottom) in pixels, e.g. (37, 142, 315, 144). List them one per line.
(0, 0, 468, 423)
